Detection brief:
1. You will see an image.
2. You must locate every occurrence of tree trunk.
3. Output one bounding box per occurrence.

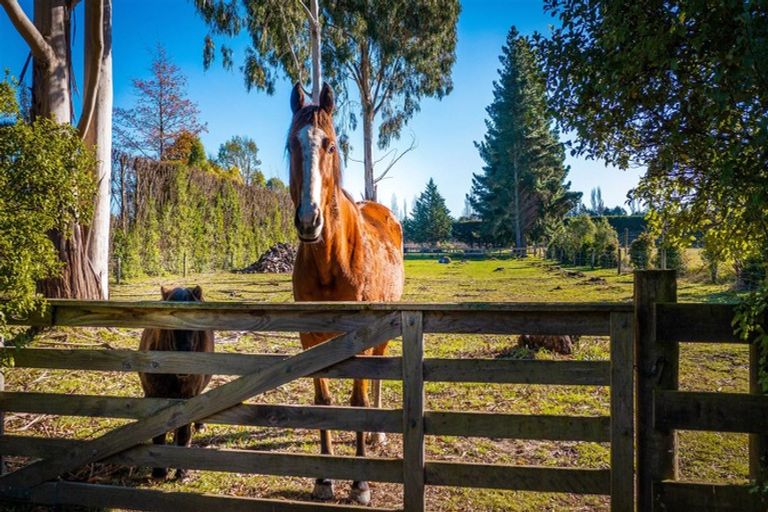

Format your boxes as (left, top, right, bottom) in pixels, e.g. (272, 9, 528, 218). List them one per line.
(32, 0, 101, 300)
(83, 0, 113, 299)
(31, 0, 69, 123)
(360, 43, 376, 202)
(309, 0, 321, 103)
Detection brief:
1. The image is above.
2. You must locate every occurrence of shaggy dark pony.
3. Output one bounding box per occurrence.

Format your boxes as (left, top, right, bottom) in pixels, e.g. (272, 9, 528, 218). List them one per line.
(138, 285, 214, 480)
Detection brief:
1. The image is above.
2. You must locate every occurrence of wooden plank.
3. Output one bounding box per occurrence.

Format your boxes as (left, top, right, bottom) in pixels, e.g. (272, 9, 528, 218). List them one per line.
(634, 270, 678, 512)
(51, 305, 391, 332)
(0, 436, 403, 483)
(3, 349, 403, 380)
(424, 411, 610, 442)
(653, 480, 768, 512)
(17, 481, 397, 512)
(655, 303, 740, 343)
(654, 390, 768, 434)
(0, 314, 401, 497)
(610, 312, 634, 512)
(424, 359, 610, 385)
(6, 300, 630, 336)
(425, 462, 611, 495)
(424, 310, 611, 335)
(750, 343, 768, 482)
(0, 392, 403, 433)
(4, 349, 609, 385)
(402, 311, 425, 512)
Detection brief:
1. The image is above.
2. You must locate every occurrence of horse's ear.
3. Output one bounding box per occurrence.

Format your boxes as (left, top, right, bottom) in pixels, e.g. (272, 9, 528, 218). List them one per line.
(191, 285, 203, 301)
(160, 286, 171, 300)
(290, 82, 305, 114)
(320, 82, 334, 114)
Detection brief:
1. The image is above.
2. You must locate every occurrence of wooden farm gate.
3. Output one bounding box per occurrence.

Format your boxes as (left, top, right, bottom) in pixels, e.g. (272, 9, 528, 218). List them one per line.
(0, 298, 634, 511)
(635, 270, 768, 511)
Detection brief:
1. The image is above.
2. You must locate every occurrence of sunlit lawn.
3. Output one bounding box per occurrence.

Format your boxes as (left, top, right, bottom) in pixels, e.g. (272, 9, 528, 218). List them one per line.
(4, 254, 747, 511)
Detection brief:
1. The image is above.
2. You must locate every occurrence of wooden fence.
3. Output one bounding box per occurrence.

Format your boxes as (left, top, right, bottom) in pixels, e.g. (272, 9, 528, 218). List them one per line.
(0, 270, 765, 511)
(0, 300, 634, 511)
(636, 270, 768, 512)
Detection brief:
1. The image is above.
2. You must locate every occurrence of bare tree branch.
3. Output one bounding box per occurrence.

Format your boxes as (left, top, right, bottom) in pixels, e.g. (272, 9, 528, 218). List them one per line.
(77, 0, 105, 137)
(374, 134, 417, 184)
(0, 0, 57, 66)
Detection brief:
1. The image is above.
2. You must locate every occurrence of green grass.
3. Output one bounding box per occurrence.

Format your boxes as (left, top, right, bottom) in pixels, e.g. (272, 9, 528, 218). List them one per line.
(3, 256, 747, 511)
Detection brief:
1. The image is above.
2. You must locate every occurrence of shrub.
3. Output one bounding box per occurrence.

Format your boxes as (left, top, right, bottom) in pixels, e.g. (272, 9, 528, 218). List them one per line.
(630, 232, 653, 269)
(0, 77, 95, 339)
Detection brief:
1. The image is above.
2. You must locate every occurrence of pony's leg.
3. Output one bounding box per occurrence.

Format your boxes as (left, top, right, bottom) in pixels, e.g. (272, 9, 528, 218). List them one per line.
(312, 376, 335, 500)
(151, 432, 168, 479)
(367, 341, 388, 446)
(173, 423, 192, 480)
(350, 378, 371, 505)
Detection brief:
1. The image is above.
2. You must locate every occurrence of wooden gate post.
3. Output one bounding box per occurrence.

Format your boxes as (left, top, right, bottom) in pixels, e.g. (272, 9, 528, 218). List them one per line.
(634, 270, 677, 511)
(750, 343, 768, 483)
(610, 312, 634, 512)
(402, 311, 425, 512)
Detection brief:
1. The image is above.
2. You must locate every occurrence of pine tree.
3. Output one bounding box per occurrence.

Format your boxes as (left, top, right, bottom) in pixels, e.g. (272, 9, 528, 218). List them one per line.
(469, 26, 578, 248)
(405, 178, 453, 244)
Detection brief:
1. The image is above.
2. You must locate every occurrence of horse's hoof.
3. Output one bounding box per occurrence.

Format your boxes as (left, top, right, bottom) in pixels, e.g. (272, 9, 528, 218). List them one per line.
(312, 479, 335, 500)
(367, 432, 387, 446)
(350, 481, 371, 505)
(151, 467, 168, 480)
(174, 469, 188, 481)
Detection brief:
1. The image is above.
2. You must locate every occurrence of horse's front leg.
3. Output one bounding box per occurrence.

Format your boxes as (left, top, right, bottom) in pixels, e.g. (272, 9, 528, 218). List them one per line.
(172, 423, 192, 481)
(350, 378, 371, 505)
(367, 341, 388, 446)
(150, 432, 168, 479)
(312, 376, 335, 500)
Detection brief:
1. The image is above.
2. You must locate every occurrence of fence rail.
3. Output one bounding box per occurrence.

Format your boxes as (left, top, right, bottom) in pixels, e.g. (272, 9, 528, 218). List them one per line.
(0, 299, 634, 512)
(638, 271, 768, 511)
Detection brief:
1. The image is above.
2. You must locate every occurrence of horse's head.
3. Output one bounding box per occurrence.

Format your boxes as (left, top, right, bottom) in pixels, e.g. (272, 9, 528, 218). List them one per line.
(160, 286, 203, 352)
(287, 82, 340, 243)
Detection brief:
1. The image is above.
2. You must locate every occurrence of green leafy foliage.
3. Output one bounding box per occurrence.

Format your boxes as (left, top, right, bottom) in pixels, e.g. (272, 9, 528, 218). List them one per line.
(217, 135, 263, 187)
(0, 78, 94, 339)
(537, 0, 768, 262)
(404, 178, 453, 245)
(112, 159, 294, 277)
(548, 216, 619, 267)
(470, 27, 578, 248)
(733, 281, 768, 392)
(630, 233, 653, 270)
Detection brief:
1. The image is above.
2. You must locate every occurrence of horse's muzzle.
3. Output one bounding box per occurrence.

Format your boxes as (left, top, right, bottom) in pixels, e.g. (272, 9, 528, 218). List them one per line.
(295, 208, 323, 243)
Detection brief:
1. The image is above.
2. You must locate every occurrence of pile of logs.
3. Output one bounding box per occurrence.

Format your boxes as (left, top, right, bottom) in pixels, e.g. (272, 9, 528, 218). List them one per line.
(236, 243, 297, 274)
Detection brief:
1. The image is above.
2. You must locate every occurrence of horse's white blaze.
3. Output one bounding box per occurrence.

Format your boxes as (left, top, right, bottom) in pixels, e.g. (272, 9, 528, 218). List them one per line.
(297, 124, 325, 219)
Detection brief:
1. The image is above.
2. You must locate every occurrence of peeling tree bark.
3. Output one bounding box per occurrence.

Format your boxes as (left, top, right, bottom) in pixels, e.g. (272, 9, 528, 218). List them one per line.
(83, 0, 112, 300)
(1, 0, 108, 300)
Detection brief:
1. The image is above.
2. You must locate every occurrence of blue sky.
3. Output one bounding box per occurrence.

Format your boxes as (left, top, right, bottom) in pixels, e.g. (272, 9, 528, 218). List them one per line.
(0, 0, 642, 216)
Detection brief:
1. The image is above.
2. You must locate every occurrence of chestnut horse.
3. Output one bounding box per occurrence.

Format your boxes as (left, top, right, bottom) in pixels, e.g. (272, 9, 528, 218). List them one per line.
(138, 285, 215, 480)
(288, 82, 404, 504)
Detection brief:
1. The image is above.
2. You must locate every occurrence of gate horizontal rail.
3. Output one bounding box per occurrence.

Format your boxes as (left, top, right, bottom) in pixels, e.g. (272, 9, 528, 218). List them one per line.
(1, 300, 634, 512)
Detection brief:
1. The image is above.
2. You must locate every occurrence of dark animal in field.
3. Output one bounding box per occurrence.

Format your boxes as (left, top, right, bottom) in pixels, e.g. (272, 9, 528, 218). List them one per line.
(288, 82, 405, 505)
(517, 334, 579, 355)
(138, 285, 214, 480)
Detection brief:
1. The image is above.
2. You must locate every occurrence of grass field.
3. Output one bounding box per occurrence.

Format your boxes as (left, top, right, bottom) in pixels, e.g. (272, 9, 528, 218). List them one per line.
(3, 255, 749, 511)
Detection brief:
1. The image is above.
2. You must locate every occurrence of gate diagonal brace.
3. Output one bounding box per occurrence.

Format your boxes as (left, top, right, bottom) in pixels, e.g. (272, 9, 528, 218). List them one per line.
(0, 313, 401, 499)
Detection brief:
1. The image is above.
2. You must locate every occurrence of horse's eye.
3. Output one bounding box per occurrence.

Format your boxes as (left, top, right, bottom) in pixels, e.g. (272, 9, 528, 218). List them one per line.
(327, 143, 336, 154)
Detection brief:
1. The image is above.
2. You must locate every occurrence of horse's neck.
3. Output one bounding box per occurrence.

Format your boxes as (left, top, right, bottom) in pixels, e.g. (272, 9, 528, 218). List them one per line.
(304, 187, 363, 281)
